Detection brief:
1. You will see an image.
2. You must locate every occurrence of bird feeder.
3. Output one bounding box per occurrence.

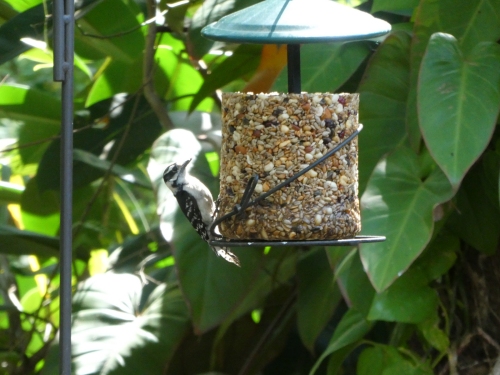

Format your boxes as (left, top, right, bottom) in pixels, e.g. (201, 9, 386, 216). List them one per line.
(202, 0, 389, 247)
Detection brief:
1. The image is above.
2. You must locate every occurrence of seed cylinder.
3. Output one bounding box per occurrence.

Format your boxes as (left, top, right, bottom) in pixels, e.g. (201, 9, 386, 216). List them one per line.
(218, 92, 361, 241)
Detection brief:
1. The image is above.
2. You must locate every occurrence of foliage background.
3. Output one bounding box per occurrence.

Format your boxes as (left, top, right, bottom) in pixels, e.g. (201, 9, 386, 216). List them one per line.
(0, 0, 499, 374)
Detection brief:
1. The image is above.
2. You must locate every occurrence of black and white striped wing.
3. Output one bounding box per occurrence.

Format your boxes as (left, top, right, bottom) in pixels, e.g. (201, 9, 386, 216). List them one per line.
(174, 190, 210, 241)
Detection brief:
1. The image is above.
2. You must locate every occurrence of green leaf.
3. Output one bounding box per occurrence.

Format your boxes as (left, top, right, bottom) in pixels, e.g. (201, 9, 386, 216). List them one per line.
(419, 34, 500, 189)
(417, 314, 450, 352)
(86, 58, 144, 107)
(407, 0, 500, 151)
(438, 0, 500, 53)
(74, 0, 144, 63)
(0, 225, 58, 257)
(42, 274, 190, 375)
(297, 249, 342, 351)
(73, 149, 151, 188)
(357, 346, 433, 375)
(371, 0, 419, 14)
(189, 44, 262, 113)
(358, 31, 410, 194)
(413, 232, 458, 282)
(0, 181, 23, 204)
(19, 45, 92, 78)
(0, 84, 60, 126)
(446, 157, 500, 254)
(359, 145, 454, 292)
(326, 343, 359, 375)
(0, 4, 44, 64)
(367, 268, 438, 323)
(0, 84, 61, 165)
(37, 95, 162, 191)
(273, 42, 372, 94)
(309, 309, 372, 374)
(156, 46, 212, 112)
(336, 251, 375, 316)
(406, 0, 440, 151)
(3, 0, 41, 12)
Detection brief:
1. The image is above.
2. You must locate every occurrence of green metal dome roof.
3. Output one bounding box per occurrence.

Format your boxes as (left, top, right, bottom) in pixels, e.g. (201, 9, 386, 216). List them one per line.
(202, 0, 391, 44)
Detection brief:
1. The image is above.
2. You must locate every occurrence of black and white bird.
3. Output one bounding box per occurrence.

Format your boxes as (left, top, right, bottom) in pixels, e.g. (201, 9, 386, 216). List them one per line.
(163, 159, 240, 266)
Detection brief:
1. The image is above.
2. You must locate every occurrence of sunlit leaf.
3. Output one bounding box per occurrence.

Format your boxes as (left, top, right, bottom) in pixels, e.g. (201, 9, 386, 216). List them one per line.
(42, 274, 190, 375)
(0, 181, 23, 204)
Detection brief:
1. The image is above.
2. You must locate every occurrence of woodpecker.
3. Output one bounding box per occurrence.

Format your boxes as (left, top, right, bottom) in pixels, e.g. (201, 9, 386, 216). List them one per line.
(163, 159, 240, 266)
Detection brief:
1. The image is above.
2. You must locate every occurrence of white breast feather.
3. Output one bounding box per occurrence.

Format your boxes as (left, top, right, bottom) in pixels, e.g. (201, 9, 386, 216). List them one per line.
(183, 176, 215, 225)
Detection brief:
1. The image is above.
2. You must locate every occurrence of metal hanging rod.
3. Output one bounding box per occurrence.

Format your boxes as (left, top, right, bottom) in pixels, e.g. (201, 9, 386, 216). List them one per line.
(53, 0, 75, 373)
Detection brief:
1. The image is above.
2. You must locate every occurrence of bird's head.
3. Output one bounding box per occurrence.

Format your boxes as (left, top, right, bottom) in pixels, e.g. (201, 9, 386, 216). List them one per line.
(163, 159, 191, 189)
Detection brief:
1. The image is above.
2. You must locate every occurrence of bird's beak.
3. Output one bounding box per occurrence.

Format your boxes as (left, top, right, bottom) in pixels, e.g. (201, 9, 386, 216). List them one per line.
(180, 158, 192, 172)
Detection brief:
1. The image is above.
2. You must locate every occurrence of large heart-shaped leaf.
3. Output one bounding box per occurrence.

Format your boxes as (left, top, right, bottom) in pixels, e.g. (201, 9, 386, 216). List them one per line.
(419, 33, 500, 189)
(358, 31, 411, 193)
(42, 273, 189, 375)
(407, 0, 500, 151)
(359, 145, 454, 292)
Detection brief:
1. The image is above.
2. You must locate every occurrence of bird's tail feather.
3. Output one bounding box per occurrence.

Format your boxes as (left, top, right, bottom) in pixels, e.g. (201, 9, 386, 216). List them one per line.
(211, 246, 240, 267)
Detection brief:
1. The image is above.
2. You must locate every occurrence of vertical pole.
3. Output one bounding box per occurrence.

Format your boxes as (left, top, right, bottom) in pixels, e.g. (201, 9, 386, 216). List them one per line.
(53, 0, 74, 373)
(287, 44, 301, 94)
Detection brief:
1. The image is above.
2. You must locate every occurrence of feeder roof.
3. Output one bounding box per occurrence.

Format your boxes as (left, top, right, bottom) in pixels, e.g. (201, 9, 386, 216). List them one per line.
(201, 0, 391, 44)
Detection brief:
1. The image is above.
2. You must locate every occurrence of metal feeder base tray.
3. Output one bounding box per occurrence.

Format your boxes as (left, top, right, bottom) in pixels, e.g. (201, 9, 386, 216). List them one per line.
(209, 235, 385, 247)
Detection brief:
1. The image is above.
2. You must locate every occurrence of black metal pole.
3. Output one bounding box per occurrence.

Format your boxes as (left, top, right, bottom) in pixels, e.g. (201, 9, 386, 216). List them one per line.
(287, 44, 301, 94)
(53, 0, 74, 373)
